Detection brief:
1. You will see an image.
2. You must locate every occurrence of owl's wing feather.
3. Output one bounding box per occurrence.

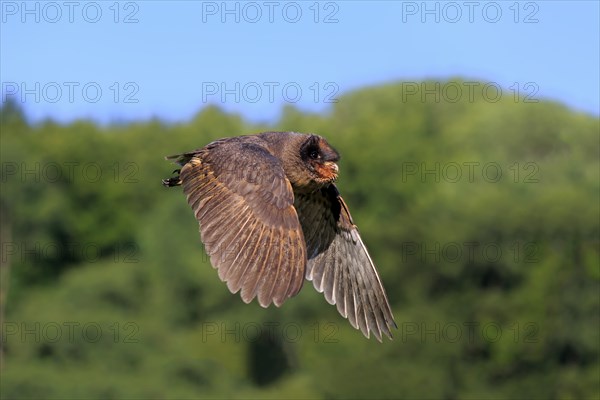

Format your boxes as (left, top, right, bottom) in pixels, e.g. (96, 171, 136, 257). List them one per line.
(178, 139, 306, 307)
(295, 185, 397, 341)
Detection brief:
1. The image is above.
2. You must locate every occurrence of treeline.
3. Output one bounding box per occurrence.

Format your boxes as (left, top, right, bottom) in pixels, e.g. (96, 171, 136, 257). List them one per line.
(1, 80, 598, 399)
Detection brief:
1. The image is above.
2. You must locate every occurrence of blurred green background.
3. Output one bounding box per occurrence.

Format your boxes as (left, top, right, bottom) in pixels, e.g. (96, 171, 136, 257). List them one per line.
(1, 80, 599, 399)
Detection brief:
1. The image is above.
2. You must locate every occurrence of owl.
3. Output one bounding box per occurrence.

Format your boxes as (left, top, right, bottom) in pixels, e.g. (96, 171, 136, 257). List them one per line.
(163, 132, 396, 341)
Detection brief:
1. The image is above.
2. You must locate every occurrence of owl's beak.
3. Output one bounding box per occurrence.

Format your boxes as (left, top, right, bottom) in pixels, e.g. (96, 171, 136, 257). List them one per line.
(324, 161, 338, 173)
(324, 162, 339, 181)
(312, 161, 339, 183)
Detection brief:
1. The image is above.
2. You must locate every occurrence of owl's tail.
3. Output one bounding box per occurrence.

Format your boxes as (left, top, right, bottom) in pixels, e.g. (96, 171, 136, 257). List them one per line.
(162, 172, 181, 187)
(162, 151, 198, 187)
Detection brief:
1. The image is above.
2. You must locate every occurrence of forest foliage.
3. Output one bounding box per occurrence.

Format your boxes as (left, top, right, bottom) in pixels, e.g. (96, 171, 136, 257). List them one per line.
(1, 80, 599, 399)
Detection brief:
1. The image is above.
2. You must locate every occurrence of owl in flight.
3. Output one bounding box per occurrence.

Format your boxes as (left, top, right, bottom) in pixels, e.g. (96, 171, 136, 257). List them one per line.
(163, 132, 396, 341)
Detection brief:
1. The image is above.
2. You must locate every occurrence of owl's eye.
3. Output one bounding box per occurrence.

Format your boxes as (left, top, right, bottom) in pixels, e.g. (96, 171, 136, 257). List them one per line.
(309, 150, 320, 159)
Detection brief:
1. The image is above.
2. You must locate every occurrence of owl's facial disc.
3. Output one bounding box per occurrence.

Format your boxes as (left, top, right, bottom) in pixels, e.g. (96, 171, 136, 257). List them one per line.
(300, 135, 340, 183)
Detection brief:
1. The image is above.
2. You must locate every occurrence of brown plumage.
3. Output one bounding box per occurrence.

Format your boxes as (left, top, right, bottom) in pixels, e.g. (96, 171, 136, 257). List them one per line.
(162, 132, 397, 341)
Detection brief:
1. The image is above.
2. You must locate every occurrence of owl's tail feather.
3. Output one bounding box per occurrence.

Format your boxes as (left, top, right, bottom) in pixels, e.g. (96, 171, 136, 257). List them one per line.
(165, 151, 199, 165)
(162, 169, 182, 187)
(163, 151, 201, 187)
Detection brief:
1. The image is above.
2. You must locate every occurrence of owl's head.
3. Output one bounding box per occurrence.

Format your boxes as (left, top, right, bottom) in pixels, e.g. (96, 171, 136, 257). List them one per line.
(299, 134, 340, 185)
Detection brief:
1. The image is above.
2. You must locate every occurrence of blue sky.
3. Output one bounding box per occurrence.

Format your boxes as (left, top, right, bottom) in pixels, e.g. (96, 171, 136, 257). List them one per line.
(1, 1, 599, 124)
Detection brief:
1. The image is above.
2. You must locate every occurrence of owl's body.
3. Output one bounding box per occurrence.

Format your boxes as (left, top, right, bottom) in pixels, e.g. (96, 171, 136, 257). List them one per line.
(163, 132, 396, 341)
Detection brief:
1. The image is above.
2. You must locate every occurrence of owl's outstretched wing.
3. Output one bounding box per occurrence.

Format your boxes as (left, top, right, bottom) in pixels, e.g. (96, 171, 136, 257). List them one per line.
(171, 138, 307, 307)
(295, 185, 397, 341)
